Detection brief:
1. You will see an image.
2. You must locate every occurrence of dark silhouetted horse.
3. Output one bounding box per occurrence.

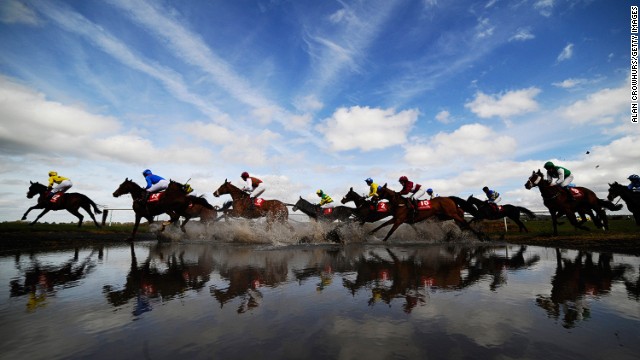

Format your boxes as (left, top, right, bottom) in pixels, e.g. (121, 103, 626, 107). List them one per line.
(213, 179, 292, 231)
(340, 187, 392, 224)
(292, 196, 355, 222)
(371, 184, 485, 242)
(525, 170, 621, 235)
(113, 178, 213, 240)
(466, 195, 536, 232)
(22, 181, 102, 227)
(607, 181, 640, 226)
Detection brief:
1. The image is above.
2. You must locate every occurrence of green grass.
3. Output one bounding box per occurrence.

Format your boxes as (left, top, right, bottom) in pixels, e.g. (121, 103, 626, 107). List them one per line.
(481, 217, 639, 237)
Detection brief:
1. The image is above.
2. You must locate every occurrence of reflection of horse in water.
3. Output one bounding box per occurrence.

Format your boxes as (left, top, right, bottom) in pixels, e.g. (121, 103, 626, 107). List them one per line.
(10, 247, 101, 311)
(465, 195, 536, 232)
(22, 181, 102, 227)
(535, 249, 628, 328)
(292, 197, 355, 222)
(210, 259, 289, 314)
(102, 243, 214, 315)
(461, 246, 540, 291)
(607, 182, 640, 226)
(525, 170, 622, 235)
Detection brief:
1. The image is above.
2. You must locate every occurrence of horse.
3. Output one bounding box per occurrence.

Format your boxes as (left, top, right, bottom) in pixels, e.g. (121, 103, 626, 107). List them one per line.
(292, 197, 355, 222)
(113, 178, 214, 240)
(212, 179, 292, 231)
(370, 184, 485, 242)
(180, 195, 233, 229)
(340, 187, 392, 224)
(466, 195, 536, 232)
(525, 170, 622, 235)
(22, 181, 102, 227)
(607, 182, 640, 225)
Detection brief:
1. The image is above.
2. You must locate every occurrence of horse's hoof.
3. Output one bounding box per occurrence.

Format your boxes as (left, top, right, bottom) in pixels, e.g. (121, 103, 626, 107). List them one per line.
(20, 216, 26, 221)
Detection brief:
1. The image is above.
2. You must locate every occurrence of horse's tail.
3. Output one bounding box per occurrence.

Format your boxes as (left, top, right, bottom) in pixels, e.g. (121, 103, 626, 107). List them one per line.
(599, 199, 623, 211)
(81, 194, 103, 214)
(221, 200, 233, 211)
(516, 206, 536, 219)
(190, 195, 215, 210)
(449, 196, 478, 217)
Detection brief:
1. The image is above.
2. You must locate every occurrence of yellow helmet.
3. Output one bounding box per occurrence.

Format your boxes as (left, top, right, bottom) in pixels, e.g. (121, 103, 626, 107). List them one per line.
(48, 171, 57, 176)
(316, 189, 323, 195)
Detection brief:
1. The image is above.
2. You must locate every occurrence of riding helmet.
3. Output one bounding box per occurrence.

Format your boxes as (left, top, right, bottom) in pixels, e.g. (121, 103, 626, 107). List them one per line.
(427, 188, 433, 194)
(142, 169, 152, 176)
(399, 176, 408, 183)
(629, 174, 640, 180)
(241, 171, 249, 179)
(316, 189, 323, 195)
(365, 178, 373, 184)
(543, 161, 554, 169)
(482, 186, 489, 191)
(48, 171, 57, 176)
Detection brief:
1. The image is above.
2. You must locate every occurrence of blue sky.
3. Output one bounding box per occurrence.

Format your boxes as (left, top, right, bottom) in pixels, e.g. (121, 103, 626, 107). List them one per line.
(0, 0, 638, 222)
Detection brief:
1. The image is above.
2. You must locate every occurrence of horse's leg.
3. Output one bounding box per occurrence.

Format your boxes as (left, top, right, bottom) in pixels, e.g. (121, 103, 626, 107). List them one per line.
(181, 216, 191, 233)
(550, 211, 558, 235)
(21, 205, 43, 220)
(564, 208, 589, 232)
(81, 203, 101, 228)
(510, 215, 528, 232)
(382, 221, 402, 242)
(66, 207, 85, 227)
(30, 208, 51, 226)
(129, 214, 142, 241)
(369, 217, 396, 235)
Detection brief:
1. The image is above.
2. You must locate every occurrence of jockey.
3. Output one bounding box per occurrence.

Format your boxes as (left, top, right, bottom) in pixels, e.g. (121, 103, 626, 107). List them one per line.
(241, 171, 265, 199)
(544, 161, 575, 200)
(47, 171, 72, 197)
(426, 188, 439, 199)
(398, 176, 426, 199)
(364, 178, 379, 199)
(628, 174, 640, 191)
(142, 169, 169, 200)
(316, 190, 334, 208)
(482, 186, 501, 207)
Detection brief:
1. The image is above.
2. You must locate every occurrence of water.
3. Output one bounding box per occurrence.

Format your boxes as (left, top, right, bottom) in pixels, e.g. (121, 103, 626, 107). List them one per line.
(1, 224, 639, 359)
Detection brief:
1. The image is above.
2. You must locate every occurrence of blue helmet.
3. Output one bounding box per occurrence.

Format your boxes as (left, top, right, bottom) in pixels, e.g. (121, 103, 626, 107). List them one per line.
(365, 178, 373, 184)
(629, 174, 640, 180)
(426, 188, 433, 194)
(142, 169, 152, 176)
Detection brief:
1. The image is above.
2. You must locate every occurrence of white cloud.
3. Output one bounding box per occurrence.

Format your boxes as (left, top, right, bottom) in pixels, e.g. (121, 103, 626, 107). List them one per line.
(475, 18, 495, 39)
(552, 78, 587, 89)
(559, 86, 627, 125)
(0, 0, 39, 25)
(435, 110, 452, 124)
(404, 124, 517, 167)
(557, 43, 574, 62)
(465, 87, 540, 119)
(294, 95, 324, 112)
(318, 106, 419, 152)
(509, 27, 535, 42)
(533, 0, 554, 17)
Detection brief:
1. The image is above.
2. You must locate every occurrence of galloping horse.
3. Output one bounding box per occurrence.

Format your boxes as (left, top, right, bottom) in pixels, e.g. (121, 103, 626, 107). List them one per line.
(180, 195, 232, 228)
(525, 170, 622, 235)
(466, 195, 536, 232)
(22, 181, 102, 227)
(340, 187, 392, 224)
(113, 178, 213, 240)
(292, 197, 355, 222)
(370, 184, 484, 242)
(212, 179, 292, 230)
(607, 182, 640, 225)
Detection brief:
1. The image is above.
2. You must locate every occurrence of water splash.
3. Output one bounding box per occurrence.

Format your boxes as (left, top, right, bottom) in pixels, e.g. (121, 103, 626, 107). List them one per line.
(156, 218, 481, 246)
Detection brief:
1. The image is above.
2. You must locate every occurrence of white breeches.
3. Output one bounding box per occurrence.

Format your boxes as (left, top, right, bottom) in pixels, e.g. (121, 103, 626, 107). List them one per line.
(146, 179, 169, 193)
(558, 175, 574, 187)
(251, 184, 266, 198)
(321, 202, 335, 209)
(52, 180, 72, 193)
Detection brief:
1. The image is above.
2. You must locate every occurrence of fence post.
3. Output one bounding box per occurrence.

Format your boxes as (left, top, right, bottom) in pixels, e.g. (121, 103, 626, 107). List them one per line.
(101, 209, 109, 227)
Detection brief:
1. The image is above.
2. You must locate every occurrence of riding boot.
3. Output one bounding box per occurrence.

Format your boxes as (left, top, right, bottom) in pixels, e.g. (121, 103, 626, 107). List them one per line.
(248, 196, 255, 211)
(565, 187, 575, 201)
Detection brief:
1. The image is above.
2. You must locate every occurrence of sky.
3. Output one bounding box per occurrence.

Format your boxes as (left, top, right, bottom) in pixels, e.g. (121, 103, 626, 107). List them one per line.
(0, 0, 638, 223)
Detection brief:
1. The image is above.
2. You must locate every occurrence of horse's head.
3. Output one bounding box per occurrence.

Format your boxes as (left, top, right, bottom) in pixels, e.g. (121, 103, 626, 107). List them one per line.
(341, 187, 360, 204)
(113, 178, 137, 197)
(606, 181, 623, 201)
(213, 179, 234, 197)
(292, 196, 303, 212)
(27, 181, 46, 199)
(525, 170, 544, 190)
